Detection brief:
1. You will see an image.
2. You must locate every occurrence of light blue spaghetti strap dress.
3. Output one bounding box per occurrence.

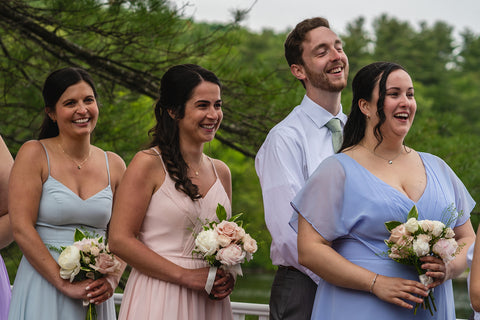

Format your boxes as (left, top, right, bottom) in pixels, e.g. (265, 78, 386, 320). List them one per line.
(291, 152, 475, 320)
(8, 144, 116, 320)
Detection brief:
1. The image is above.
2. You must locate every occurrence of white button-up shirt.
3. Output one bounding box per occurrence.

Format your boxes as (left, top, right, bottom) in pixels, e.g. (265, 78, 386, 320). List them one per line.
(255, 95, 347, 283)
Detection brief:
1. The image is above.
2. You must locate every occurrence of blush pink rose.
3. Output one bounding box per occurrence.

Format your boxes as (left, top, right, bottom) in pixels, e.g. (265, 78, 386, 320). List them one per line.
(216, 244, 246, 266)
(432, 238, 458, 263)
(389, 224, 410, 245)
(242, 234, 257, 254)
(215, 221, 245, 242)
(90, 253, 121, 274)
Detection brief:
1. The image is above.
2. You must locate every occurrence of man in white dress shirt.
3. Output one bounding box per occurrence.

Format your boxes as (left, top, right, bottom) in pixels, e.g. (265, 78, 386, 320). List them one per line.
(255, 17, 349, 319)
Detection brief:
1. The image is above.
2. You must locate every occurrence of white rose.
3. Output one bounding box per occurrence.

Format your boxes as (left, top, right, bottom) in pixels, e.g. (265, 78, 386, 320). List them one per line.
(58, 245, 81, 282)
(195, 229, 219, 256)
(432, 221, 445, 237)
(405, 218, 419, 233)
(413, 234, 431, 257)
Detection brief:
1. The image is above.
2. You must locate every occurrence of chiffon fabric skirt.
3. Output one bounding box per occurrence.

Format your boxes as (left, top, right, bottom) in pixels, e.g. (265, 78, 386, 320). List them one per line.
(119, 255, 232, 320)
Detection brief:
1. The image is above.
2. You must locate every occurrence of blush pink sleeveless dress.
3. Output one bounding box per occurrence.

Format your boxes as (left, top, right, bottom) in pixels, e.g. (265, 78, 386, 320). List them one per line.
(118, 150, 233, 320)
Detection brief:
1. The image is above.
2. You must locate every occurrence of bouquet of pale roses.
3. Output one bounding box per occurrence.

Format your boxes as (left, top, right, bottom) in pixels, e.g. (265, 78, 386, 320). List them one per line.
(55, 228, 122, 320)
(193, 204, 258, 294)
(384, 205, 463, 315)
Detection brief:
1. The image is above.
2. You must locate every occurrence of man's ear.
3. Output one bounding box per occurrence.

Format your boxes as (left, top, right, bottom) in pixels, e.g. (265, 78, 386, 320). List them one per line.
(290, 64, 307, 82)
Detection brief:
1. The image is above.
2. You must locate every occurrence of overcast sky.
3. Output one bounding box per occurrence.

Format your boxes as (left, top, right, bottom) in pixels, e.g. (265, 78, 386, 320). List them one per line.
(181, 0, 480, 39)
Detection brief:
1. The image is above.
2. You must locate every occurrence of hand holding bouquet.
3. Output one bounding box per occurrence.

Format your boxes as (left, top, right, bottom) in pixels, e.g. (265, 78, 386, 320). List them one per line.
(193, 204, 258, 294)
(56, 228, 122, 320)
(384, 205, 463, 315)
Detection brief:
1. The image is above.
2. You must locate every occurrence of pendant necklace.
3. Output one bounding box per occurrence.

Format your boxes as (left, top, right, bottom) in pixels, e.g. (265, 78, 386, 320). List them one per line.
(359, 144, 404, 165)
(189, 155, 204, 176)
(59, 144, 92, 169)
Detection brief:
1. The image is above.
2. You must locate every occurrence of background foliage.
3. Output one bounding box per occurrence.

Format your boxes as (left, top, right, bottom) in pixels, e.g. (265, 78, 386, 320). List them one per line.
(2, 0, 480, 282)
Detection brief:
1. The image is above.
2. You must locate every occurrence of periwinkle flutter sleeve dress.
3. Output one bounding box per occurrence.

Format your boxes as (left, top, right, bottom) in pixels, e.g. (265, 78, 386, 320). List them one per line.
(290, 152, 475, 320)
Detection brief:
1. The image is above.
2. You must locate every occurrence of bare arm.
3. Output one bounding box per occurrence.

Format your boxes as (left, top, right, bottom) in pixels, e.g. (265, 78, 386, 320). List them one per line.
(9, 141, 94, 300)
(297, 215, 428, 309)
(109, 151, 228, 296)
(0, 135, 13, 248)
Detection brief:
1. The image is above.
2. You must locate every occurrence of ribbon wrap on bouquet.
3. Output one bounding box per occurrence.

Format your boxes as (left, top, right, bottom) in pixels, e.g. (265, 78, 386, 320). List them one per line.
(204, 264, 243, 294)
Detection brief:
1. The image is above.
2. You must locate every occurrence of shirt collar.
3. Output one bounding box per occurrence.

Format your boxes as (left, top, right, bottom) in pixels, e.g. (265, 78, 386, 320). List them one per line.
(299, 95, 348, 129)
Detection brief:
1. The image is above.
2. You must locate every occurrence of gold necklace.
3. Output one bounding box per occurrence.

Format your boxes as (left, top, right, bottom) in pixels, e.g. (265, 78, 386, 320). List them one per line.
(58, 144, 92, 169)
(359, 144, 404, 165)
(188, 155, 204, 176)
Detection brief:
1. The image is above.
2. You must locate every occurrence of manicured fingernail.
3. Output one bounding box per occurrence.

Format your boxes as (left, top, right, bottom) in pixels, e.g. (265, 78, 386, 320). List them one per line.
(90, 299, 95, 303)
(87, 293, 91, 298)
(86, 286, 90, 290)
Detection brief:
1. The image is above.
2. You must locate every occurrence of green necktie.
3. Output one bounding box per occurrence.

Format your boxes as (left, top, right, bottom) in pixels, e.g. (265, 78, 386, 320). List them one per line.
(325, 118, 343, 153)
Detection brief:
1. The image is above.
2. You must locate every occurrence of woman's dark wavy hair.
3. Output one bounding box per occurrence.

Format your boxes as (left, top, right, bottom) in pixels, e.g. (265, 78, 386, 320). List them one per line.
(149, 64, 221, 201)
(340, 62, 406, 151)
(38, 67, 98, 139)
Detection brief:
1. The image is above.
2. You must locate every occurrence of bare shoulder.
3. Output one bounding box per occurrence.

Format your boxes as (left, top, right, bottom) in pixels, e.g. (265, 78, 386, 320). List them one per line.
(12, 140, 48, 181)
(124, 148, 166, 184)
(105, 151, 127, 171)
(212, 158, 231, 179)
(15, 140, 47, 167)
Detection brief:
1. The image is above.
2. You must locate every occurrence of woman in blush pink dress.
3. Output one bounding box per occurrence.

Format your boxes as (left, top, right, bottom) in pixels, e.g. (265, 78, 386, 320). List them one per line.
(109, 64, 235, 320)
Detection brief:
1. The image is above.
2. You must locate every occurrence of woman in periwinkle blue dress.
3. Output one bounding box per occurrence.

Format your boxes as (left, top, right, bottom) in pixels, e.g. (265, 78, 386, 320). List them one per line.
(8, 67, 126, 320)
(291, 62, 476, 319)
(0, 135, 14, 319)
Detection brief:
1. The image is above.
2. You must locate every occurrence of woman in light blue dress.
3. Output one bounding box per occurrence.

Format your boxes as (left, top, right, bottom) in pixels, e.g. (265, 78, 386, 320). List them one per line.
(0, 135, 14, 319)
(291, 62, 475, 319)
(8, 68, 126, 320)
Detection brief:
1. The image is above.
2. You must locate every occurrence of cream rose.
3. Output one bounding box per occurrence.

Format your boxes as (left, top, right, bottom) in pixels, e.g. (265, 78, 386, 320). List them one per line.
(413, 234, 431, 257)
(432, 221, 446, 237)
(58, 245, 81, 282)
(444, 227, 455, 239)
(195, 229, 219, 256)
(405, 218, 419, 233)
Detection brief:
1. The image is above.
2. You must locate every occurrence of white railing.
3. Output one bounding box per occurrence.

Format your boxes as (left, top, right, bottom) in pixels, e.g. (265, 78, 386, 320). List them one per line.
(113, 293, 270, 319)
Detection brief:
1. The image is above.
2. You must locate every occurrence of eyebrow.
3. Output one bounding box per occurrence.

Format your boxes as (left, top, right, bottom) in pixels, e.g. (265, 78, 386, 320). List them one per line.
(386, 87, 414, 90)
(196, 99, 222, 104)
(312, 39, 343, 52)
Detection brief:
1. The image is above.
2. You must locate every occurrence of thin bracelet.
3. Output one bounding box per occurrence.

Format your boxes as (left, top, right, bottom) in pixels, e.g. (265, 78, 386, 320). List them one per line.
(369, 273, 378, 293)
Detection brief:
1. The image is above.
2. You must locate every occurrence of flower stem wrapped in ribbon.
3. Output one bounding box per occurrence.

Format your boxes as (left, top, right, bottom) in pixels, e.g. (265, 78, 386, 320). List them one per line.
(193, 204, 258, 295)
(384, 205, 463, 316)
